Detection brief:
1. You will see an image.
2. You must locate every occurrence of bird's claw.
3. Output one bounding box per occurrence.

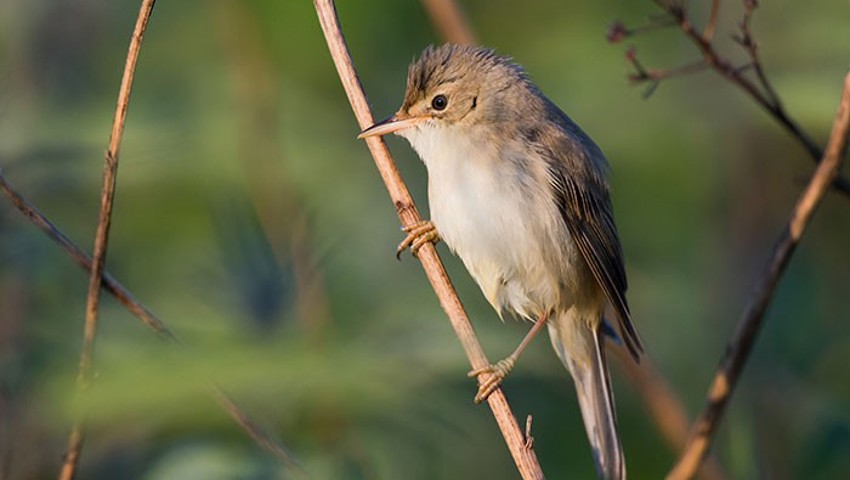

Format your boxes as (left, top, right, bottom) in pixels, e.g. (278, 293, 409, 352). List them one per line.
(467, 356, 516, 404)
(396, 220, 439, 259)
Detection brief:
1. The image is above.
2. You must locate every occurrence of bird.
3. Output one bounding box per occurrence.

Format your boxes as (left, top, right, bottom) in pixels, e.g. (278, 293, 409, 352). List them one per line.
(358, 44, 643, 480)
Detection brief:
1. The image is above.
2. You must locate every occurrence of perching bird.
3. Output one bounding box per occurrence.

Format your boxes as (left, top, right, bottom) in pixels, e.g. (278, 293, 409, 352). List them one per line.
(359, 44, 643, 480)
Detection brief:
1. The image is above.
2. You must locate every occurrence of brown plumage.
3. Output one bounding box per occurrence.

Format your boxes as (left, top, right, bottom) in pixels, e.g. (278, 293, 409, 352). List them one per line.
(361, 44, 643, 479)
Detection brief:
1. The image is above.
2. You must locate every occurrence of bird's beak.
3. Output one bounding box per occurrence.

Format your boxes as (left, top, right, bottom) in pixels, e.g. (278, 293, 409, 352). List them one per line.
(358, 114, 426, 139)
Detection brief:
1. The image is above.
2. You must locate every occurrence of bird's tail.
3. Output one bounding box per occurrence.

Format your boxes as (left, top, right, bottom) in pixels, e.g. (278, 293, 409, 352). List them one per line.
(548, 312, 625, 480)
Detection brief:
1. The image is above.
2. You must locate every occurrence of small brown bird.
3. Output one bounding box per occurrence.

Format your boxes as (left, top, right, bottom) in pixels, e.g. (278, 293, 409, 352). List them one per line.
(360, 44, 643, 479)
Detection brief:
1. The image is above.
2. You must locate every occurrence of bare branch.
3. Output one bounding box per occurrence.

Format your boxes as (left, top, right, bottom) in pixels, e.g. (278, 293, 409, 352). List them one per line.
(732, 0, 781, 111)
(0, 173, 176, 341)
(211, 387, 308, 477)
(703, 0, 721, 42)
(668, 71, 850, 480)
(419, 0, 476, 45)
(607, 15, 677, 44)
(607, 18, 672, 46)
(312, 1, 544, 478)
(59, 1, 156, 478)
(625, 50, 709, 98)
(622, 0, 850, 195)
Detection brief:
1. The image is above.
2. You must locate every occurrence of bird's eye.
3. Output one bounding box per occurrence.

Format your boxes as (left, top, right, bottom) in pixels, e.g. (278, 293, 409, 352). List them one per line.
(431, 94, 448, 111)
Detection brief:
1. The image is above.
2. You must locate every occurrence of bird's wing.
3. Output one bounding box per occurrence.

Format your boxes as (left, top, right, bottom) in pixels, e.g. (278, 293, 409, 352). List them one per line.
(538, 116, 644, 360)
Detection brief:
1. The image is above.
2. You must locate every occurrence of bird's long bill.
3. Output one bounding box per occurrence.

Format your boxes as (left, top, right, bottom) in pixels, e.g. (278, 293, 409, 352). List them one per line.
(357, 115, 425, 139)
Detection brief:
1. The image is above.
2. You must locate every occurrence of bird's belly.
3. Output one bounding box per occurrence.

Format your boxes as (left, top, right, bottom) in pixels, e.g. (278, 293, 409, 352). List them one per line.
(426, 154, 568, 320)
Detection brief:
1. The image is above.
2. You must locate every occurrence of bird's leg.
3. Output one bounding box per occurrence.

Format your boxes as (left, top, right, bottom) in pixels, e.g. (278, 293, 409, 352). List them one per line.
(396, 220, 440, 259)
(468, 311, 551, 403)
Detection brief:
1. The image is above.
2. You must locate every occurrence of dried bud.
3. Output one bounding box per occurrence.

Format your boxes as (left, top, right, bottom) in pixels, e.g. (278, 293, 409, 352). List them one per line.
(606, 21, 629, 44)
(625, 46, 638, 63)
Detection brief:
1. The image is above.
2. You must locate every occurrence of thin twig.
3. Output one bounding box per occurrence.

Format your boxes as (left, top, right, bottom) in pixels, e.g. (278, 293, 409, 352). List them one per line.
(703, 0, 721, 42)
(0, 173, 176, 342)
(419, 0, 477, 45)
(606, 16, 677, 44)
(59, 1, 156, 478)
(626, 55, 709, 98)
(312, 1, 544, 478)
(0, 171, 305, 472)
(210, 386, 308, 477)
(668, 71, 850, 480)
(733, 0, 781, 111)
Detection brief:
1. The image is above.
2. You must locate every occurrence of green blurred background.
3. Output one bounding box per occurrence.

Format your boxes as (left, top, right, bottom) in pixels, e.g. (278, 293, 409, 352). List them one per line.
(1, 1, 848, 478)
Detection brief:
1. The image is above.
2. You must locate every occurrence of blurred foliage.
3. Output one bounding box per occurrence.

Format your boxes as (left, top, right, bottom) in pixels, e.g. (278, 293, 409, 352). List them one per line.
(1, 0, 849, 478)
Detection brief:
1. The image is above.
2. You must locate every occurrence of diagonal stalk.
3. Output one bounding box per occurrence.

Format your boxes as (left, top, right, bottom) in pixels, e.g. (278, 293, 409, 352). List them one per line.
(668, 71, 850, 480)
(58, 2, 157, 478)
(313, 1, 545, 478)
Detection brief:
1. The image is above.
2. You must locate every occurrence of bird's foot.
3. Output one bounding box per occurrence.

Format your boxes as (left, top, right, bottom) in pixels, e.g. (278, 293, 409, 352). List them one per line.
(396, 220, 439, 259)
(467, 356, 516, 404)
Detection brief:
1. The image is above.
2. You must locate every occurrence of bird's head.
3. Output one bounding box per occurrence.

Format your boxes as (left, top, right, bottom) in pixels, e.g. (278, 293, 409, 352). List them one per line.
(359, 44, 530, 140)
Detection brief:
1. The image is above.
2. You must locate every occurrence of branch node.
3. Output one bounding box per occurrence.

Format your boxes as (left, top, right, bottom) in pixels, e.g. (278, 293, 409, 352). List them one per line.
(524, 415, 535, 450)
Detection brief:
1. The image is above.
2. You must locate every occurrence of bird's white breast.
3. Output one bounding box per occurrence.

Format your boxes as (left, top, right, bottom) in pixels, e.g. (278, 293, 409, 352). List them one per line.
(401, 124, 579, 320)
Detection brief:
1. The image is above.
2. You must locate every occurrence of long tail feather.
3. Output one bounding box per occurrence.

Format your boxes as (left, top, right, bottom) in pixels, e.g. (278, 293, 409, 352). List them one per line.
(549, 314, 625, 480)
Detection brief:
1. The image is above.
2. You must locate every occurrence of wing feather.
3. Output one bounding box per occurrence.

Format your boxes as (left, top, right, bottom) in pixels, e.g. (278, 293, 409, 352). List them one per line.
(535, 113, 644, 360)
